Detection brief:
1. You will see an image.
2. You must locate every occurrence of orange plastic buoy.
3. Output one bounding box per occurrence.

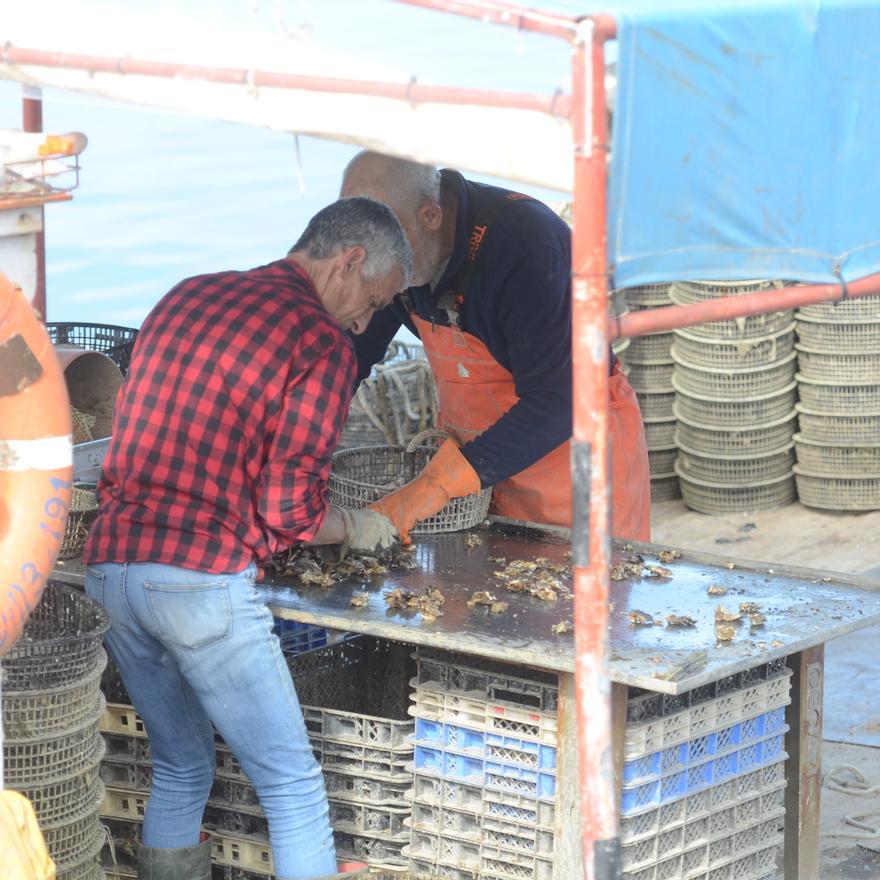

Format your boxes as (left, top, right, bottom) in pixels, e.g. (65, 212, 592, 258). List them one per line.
(0, 275, 72, 656)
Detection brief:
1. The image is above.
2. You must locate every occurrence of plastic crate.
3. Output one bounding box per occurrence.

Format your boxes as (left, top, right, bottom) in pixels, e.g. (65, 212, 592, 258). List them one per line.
(674, 409, 797, 458)
(651, 473, 681, 502)
(672, 324, 796, 370)
(303, 705, 413, 749)
(211, 831, 274, 875)
(46, 322, 138, 375)
(677, 470, 796, 515)
(100, 787, 146, 822)
(796, 374, 880, 414)
(333, 829, 408, 867)
(328, 800, 410, 840)
(100, 759, 151, 793)
(272, 618, 327, 655)
(414, 719, 557, 771)
(204, 804, 269, 838)
(636, 390, 676, 419)
(413, 748, 556, 799)
(102, 732, 151, 763)
(794, 467, 880, 511)
(317, 739, 412, 781)
(414, 650, 558, 714)
(411, 686, 558, 745)
(323, 768, 413, 806)
(101, 702, 147, 737)
(410, 771, 556, 829)
(671, 348, 797, 399)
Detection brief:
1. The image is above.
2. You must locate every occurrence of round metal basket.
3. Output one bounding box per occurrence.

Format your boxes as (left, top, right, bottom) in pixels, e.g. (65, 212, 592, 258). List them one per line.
(627, 331, 675, 363)
(672, 279, 784, 300)
(59, 486, 99, 560)
(3, 652, 106, 738)
(795, 404, 880, 445)
(672, 323, 796, 370)
(795, 374, 880, 414)
(329, 434, 492, 534)
(676, 442, 795, 485)
(643, 417, 678, 449)
(2, 583, 110, 690)
(651, 473, 681, 502)
(676, 469, 796, 515)
(794, 466, 880, 511)
(671, 348, 797, 399)
(626, 361, 675, 394)
(673, 408, 797, 458)
(795, 316, 880, 351)
(623, 283, 673, 308)
(44, 802, 105, 874)
(670, 286, 793, 340)
(635, 390, 676, 420)
(795, 344, 880, 383)
(54, 831, 105, 880)
(793, 433, 880, 476)
(2, 696, 105, 787)
(648, 446, 678, 475)
(13, 739, 105, 827)
(797, 294, 880, 322)
(672, 380, 798, 427)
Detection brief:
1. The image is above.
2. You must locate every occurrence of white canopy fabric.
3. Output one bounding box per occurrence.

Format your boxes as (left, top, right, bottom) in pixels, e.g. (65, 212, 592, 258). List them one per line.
(1, 1, 577, 192)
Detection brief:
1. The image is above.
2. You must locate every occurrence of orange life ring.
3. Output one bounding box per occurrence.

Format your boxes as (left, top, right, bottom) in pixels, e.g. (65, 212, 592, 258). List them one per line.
(0, 275, 72, 656)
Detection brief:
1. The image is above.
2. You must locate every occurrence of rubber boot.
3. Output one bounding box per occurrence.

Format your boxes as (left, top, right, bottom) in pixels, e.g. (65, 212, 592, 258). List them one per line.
(137, 832, 211, 880)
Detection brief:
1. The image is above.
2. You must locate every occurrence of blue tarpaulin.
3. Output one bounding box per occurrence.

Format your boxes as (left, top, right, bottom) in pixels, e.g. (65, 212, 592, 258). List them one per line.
(605, 0, 880, 286)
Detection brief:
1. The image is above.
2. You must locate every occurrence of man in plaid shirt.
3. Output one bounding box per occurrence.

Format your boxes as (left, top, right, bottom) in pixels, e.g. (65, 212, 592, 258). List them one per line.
(82, 197, 411, 880)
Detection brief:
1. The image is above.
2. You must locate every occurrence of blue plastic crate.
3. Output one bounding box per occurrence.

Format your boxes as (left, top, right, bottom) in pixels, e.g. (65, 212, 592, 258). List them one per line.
(414, 746, 556, 799)
(621, 743, 687, 786)
(415, 719, 557, 771)
(272, 618, 327, 655)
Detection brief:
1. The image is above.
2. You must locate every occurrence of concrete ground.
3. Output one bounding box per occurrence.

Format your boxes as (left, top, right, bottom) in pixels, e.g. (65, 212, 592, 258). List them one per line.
(651, 500, 880, 877)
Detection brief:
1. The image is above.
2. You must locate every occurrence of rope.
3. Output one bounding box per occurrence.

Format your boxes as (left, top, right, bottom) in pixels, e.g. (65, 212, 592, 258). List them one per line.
(824, 764, 880, 839)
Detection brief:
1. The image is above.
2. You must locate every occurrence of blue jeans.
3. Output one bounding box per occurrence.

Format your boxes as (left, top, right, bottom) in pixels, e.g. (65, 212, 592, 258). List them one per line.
(86, 561, 336, 879)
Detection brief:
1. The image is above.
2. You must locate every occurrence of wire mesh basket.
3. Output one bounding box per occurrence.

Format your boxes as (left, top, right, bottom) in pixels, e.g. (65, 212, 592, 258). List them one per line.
(12, 739, 105, 827)
(608, 287, 630, 317)
(672, 324, 796, 370)
(627, 331, 675, 363)
(643, 418, 678, 448)
(1, 583, 110, 690)
(793, 434, 880, 476)
(671, 348, 797, 399)
(340, 358, 438, 449)
(795, 374, 880, 414)
(329, 433, 491, 534)
(672, 380, 798, 427)
(794, 467, 880, 511)
(795, 404, 880, 445)
(626, 360, 676, 393)
(676, 442, 795, 485)
(795, 345, 880, 383)
(797, 294, 880, 322)
(677, 469, 796, 515)
(59, 485, 99, 560)
(51, 825, 105, 880)
(41, 782, 105, 860)
(795, 316, 880, 351)
(670, 286, 793, 340)
(647, 446, 678, 475)
(46, 323, 138, 376)
(635, 390, 676, 420)
(674, 409, 797, 458)
(672, 279, 785, 301)
(623, 283, 673, 308)
(3, 697, 105, 786)
(650, 473, 681, 502)
(3, 652, 106, 738)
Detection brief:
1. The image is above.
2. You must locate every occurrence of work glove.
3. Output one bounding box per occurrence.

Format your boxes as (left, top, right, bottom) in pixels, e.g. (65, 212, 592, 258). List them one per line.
(0, 791, 56, 880)
(369, 439, 482, 544)
(339, 507, 399, 556)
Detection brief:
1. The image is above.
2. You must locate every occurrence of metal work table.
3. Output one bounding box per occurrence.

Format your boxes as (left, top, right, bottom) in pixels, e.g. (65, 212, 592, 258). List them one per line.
(53, 520, 880, 880)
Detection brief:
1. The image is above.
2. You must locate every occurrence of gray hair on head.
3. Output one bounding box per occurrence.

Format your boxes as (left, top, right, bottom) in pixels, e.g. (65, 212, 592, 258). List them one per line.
(342, 151, 441, 213)
(290, 196, 412, 287)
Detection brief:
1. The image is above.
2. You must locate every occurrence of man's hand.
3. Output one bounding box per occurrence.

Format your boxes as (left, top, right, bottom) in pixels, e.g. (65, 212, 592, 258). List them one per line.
(340, 507, 399, 555)
(369, 439, 481, 543)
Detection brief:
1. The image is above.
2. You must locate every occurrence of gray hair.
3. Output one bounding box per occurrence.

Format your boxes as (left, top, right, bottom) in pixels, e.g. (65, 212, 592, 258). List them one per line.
(342, 151, 441, 213)
(290, 196, 412, 287)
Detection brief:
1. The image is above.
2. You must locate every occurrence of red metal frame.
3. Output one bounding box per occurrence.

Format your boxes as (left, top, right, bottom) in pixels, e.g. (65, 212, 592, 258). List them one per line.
(10, 3, 880, 875)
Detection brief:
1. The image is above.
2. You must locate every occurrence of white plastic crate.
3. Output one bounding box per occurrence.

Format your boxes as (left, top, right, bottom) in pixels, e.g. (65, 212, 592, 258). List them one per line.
(302, 705, 413, 749)
(315, 738, 412, 781)
(328, 800, 410, 841)
(333, 829, 408, 867)
(323, 767, 413, 806)
(625, 672, 792, 758)
(409, 771, 556, 829)
(411, 686, 558, 745)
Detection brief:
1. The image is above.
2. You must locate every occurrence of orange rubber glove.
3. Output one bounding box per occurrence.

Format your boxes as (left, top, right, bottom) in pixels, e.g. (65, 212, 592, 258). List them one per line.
(369, 440, 482, 543)
(0, 791, 56, 880)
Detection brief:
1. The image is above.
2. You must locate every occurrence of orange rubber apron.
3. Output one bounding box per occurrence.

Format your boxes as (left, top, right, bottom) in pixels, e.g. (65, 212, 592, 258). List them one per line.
(410, 313, 651, 540)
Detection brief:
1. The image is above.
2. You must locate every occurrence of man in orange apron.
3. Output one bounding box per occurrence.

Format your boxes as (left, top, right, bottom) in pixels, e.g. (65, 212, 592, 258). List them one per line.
(342, 152, 650, 543)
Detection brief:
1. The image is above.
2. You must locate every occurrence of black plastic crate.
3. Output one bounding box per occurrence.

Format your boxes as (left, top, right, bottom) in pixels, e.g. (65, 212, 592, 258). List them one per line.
(47, 322, 138, 375)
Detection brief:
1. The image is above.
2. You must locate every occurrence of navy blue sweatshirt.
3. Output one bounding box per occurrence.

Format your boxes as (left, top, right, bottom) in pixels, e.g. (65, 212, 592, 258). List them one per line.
(351, 170, 576, 489)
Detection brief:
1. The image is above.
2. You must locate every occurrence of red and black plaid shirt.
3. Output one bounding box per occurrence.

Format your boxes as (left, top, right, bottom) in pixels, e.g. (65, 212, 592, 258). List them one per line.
(83, 258, 356, 574)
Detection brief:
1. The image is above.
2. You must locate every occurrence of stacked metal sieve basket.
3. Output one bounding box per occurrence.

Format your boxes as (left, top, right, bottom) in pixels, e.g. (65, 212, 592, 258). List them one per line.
(619, 284, 680, 502)
(670, 280, 798, 514)
(794, 294, 880, 510)
(2, 583, 109, 880)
